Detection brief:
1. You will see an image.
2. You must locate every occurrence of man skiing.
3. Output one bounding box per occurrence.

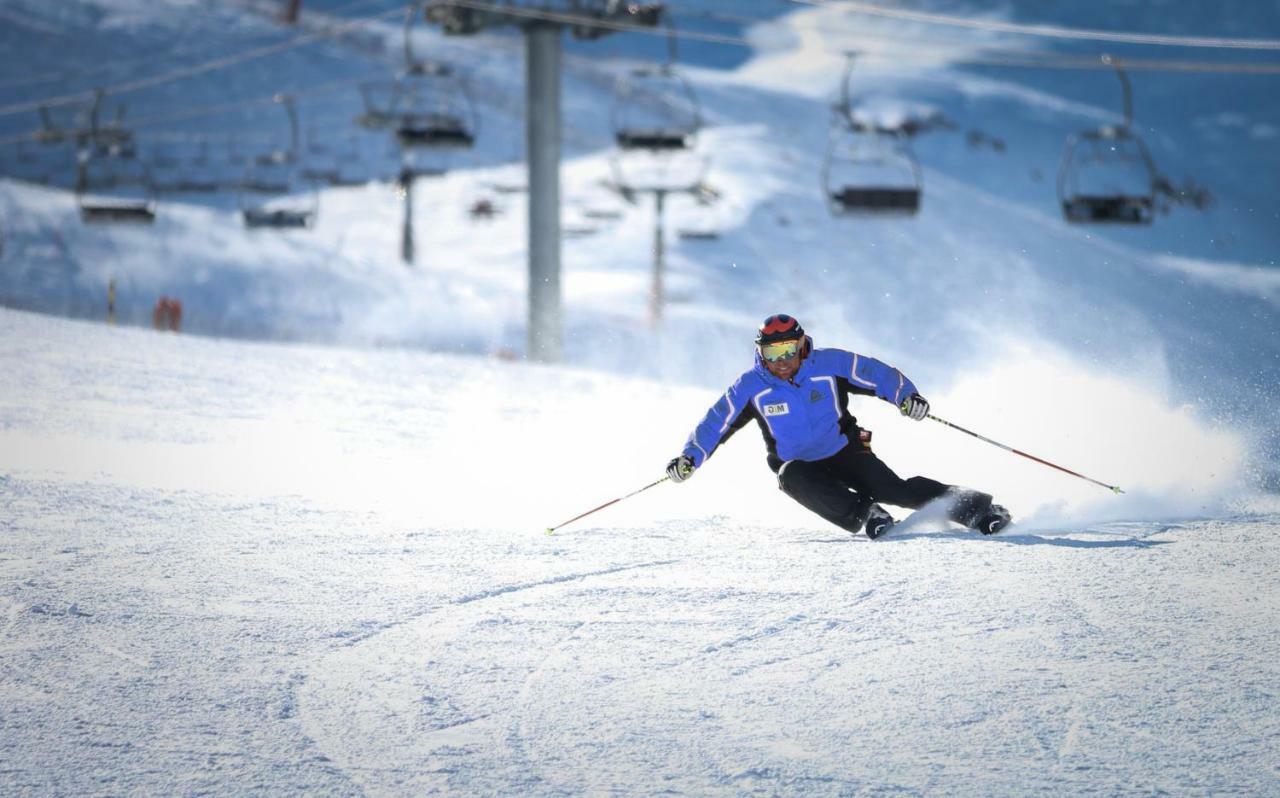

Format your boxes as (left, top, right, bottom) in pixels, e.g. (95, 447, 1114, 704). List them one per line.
(665, 314, 1011, 538)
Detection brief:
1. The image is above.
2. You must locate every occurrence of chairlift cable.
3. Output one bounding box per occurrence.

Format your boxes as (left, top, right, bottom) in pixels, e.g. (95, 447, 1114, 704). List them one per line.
(4, 1, 1280, 151)
(667, 3, 1280, 69)
(0, 5, 406, 120)
(0, 73, 381, 148)
(791, 0, 1280, 51)
(0, 0, 385, 92)
(443, 0, 1280, 73)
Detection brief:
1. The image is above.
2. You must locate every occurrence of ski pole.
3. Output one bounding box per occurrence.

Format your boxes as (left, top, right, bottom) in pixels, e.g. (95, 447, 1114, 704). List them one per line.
(927, 414, 1124, 494)
(545, 476, 671, 535)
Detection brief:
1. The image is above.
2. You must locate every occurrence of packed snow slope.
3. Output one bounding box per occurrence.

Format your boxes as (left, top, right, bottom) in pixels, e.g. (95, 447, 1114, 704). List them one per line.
(1, 2, 1279, 790)
(1, 307, 1278, 796)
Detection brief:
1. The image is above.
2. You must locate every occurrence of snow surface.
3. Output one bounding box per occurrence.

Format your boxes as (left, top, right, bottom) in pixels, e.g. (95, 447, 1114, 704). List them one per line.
(2, 0, 1280, 793)
(2, 307, 1278, 795)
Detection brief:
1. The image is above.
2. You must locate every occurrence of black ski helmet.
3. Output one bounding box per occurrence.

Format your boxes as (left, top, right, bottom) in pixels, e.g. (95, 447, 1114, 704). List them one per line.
(755, 313, 805, 345)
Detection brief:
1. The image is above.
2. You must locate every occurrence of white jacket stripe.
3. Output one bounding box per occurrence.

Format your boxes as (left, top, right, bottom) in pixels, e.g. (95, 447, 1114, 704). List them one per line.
(850, 354, 876, 388)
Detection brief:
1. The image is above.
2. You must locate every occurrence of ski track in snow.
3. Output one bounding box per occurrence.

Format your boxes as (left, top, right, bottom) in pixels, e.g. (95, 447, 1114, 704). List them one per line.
(0, 308, 1277, 794)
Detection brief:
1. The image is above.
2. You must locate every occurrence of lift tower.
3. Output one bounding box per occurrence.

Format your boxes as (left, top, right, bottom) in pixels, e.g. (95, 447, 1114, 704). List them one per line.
(425, 0, 663, 362)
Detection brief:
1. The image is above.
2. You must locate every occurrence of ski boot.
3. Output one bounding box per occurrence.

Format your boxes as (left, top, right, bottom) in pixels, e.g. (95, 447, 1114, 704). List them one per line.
(863, 503, 896, 540)
(974, 504, 1012, 535)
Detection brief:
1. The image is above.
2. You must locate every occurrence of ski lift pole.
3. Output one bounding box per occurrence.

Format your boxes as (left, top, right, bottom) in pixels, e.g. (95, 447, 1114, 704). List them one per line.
(545, 476, 670, 535)
(926, 414, 1124, 494)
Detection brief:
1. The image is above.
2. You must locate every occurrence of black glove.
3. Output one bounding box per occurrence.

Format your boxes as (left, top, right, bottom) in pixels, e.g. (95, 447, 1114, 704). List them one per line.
(900, 393, 929, 421)
(666, 454, 696, 483)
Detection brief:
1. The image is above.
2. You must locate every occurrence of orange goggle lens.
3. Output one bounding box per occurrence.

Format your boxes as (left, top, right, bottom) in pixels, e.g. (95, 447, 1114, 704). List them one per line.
(760, 339, 801, 362)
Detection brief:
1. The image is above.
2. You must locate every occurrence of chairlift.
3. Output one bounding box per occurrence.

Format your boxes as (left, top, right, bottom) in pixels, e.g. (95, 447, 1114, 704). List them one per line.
(392, 57, 476, 149)
(677, 228, 719, 241)
(1057, 60, 1157, 225)
(358, 6, 477, 150)
(235, 96, 317, 227)
(610, 19, 700, 151)
(238, 160, 317, 229)
(76, 150, 157, 223)
(611, 64, 701, 152)
(823, 52, 922, 217)
(241, 204, 317, 230)
(239, 178, 318, 229)
(822, 126, 922, 216)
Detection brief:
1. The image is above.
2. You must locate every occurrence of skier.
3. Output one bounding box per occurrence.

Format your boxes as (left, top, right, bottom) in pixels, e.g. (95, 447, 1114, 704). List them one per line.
(665, 314, 1011, 538)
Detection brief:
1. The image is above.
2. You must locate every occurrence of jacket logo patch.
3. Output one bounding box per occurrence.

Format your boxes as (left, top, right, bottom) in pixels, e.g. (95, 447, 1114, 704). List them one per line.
(809, 389, 822, 403)
(763, 402, 790, 417)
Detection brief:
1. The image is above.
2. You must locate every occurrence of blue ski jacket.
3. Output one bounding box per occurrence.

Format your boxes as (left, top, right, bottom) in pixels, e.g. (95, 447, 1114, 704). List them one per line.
(680, 340, 919, 472)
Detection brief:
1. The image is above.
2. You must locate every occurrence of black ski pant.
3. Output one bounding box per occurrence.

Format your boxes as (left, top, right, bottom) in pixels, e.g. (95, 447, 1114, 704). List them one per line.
(776, 443, 991, 534)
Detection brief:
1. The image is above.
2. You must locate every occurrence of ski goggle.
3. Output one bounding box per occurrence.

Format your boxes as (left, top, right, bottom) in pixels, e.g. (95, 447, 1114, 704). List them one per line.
(759, 339, 802, 362)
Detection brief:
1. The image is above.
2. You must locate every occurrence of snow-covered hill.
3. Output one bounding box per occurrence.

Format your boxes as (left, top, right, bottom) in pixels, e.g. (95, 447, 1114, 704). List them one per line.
(2, 0, 1280, 792)
(2, 307, 1278, 795)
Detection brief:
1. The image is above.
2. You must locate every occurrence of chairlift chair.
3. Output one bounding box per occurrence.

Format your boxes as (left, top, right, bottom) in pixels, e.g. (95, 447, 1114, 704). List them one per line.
(76, 151, 157, 223)
(1057, 126, 1156, 224)
(611, 64, 701, 152)
(677, 228, 719, 241)
(242, 205, 315, 229)
(357, 69, 476, 150)
(822, 127, 922, 217)
(360, 5, 478, 150)
(393, 65, 477, 149)
(238, 161, 317, 230)
(239, 182, 318, 229)
(823, 52, 922, 216)
(1057, 62, 1157, 225)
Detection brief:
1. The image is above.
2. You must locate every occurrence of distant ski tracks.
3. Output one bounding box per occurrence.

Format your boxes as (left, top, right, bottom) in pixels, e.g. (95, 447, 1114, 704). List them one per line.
(334, 558, 681, 647)
(296, 557, 685, 794)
